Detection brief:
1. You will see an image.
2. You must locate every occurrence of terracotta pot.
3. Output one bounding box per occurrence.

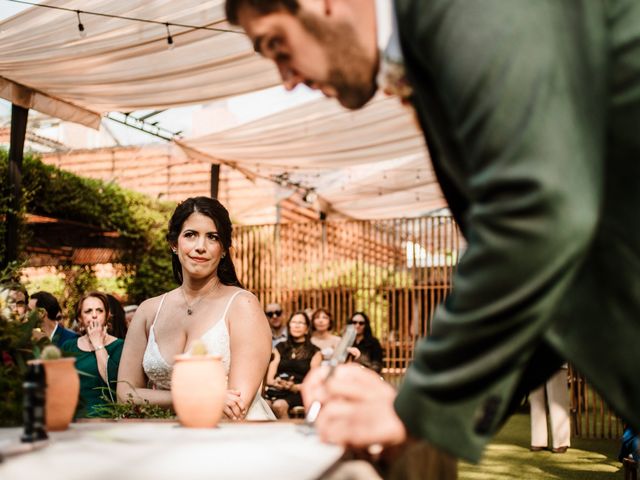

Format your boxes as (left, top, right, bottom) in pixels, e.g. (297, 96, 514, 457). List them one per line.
(29, 358, 80, 431)
(171, 355, 225, 428)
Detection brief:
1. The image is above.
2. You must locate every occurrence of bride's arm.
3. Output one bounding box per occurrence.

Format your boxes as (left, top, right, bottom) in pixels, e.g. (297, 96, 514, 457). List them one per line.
(227, 291, 272, 418)
(117, 299, 173, 407)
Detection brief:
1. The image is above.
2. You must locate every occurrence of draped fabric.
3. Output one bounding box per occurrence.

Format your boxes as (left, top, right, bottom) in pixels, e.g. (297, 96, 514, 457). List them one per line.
(1, 0, 446, 219)
(178, 94, 446, 219)
(0, 0, 279, 127)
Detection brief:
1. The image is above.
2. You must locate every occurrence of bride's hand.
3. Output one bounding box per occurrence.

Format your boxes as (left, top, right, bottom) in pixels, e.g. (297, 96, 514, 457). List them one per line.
(223, 389, 247, 420)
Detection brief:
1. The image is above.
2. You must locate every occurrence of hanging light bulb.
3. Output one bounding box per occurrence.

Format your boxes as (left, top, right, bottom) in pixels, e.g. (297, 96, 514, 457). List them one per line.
(303, 189, 318, 204)
(76, 10, 86, 38)
(165, 23, 174, 50)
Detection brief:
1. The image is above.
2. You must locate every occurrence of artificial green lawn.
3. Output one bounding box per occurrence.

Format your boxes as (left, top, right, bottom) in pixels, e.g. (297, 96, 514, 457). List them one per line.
(459, 413, 623, 479)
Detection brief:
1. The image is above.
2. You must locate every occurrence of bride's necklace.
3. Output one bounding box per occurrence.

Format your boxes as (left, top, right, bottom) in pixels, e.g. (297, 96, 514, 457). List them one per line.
(181, 280, 219, 315)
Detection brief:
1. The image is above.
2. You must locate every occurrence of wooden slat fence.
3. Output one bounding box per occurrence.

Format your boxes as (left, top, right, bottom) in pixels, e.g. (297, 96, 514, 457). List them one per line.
(233, 216, 621, 438)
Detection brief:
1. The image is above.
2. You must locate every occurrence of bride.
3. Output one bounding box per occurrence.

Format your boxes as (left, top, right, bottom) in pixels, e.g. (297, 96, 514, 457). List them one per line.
(118, 197, 274, 420)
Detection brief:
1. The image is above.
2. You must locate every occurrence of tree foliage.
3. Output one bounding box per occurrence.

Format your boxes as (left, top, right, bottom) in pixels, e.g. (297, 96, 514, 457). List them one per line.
(0, 149, 176, 303)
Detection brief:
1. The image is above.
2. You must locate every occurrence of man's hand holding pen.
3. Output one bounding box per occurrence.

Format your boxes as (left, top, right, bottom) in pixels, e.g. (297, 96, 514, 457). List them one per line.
(301, 363, 407, 448)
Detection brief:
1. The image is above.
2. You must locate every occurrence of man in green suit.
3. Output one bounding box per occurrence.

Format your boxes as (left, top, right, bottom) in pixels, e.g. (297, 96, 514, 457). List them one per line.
(226, 0, 640, 463)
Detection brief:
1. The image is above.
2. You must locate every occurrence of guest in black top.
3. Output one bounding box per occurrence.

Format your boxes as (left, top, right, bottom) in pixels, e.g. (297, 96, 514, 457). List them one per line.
(264, 311, 322, 419)
(349, 312, 383, 374)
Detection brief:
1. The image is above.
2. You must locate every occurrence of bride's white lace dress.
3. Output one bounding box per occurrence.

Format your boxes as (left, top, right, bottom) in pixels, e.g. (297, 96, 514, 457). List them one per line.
(142, 290, 275, 420)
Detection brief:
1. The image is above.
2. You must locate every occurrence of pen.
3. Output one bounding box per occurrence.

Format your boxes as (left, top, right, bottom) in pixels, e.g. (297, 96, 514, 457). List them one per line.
(305, 324, 357, 425)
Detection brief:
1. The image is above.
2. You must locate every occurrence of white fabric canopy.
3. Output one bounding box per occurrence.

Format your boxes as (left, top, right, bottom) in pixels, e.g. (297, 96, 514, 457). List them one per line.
(1, 0, 446, 220)
(179, 93, 446, 219)
(0, 0, 280, 128)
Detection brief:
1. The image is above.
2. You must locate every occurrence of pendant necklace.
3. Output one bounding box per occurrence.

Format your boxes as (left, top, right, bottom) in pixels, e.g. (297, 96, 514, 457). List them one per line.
(291, 343, 304, 359)
(181, 280, 219, 315)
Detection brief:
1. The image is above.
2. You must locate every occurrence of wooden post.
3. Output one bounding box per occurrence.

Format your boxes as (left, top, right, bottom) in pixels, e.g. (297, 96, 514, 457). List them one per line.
(2, 104, 29, 270)
(210, 164, 220, 199)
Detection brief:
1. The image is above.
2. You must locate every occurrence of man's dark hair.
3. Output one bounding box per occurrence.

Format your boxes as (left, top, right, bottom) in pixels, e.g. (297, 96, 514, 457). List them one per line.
(31, 291, 62, 321)
(225, 0, 299, 25)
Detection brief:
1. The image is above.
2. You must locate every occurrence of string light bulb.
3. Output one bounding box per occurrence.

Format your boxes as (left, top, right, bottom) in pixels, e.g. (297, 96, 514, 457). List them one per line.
(303, 189, 318, 204)
(165, 23, 174, 49)
(76, 10, 86, 38)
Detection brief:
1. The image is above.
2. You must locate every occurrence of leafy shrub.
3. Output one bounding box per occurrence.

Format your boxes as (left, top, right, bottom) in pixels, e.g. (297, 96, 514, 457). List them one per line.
(0, 148, 176, 303)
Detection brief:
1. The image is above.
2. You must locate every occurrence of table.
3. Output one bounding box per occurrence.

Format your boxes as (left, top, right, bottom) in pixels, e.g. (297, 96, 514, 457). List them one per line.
(0, 421, 344, 480)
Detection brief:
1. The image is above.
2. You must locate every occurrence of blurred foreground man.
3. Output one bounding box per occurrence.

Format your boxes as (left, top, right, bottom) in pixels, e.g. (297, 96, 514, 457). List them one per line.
(226, 0, 640, 465)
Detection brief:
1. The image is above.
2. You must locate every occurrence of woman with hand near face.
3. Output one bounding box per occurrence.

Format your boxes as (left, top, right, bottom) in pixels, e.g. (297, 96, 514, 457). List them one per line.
(118, 197, 274, 420)
(61, 292, 124, 417)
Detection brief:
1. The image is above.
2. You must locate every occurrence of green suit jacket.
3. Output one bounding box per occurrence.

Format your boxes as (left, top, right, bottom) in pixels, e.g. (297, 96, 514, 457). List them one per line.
(393, 0, 640, 462)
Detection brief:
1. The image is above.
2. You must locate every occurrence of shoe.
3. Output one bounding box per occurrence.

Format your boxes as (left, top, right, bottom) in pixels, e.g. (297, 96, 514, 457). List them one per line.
(552, 446, 568, 454)
(530, 446, 546, 452)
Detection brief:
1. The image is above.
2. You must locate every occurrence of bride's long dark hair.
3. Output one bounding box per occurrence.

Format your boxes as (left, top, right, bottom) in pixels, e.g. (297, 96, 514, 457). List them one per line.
(166, 196, 243, 288)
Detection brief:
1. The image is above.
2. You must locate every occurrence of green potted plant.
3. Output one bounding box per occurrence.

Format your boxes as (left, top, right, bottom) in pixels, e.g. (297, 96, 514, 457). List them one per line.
(0, 284, 48, 427)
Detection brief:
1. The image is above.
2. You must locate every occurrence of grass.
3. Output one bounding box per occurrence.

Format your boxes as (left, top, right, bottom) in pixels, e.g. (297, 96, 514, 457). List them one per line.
(459, 413, 623, 479)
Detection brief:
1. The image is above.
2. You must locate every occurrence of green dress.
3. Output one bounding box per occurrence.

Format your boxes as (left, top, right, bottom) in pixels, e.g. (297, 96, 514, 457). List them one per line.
(61, 338, 124, 417)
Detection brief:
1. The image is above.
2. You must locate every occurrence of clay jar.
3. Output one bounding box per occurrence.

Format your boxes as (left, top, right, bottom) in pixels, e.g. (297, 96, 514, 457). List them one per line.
(171, 354, 226, 428)
(29, 357, 80, 431)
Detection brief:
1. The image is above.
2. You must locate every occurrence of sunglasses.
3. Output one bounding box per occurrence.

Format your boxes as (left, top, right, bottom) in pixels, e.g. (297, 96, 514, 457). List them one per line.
(349, 320, 366, 325)
(265, 310, 282, 318)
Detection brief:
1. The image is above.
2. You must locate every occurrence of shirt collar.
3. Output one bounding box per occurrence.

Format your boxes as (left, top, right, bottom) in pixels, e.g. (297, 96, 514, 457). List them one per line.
(375, 0, 403, 64)
(375, 0, 393, 53)
(375, 0, 412, 100)
(50, 322, 59, 340)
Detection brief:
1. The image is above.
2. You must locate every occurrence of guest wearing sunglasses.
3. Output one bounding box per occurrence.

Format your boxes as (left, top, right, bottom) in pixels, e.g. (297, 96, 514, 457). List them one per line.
(349, 312, 383, 374)
(265, 302, 287, 347)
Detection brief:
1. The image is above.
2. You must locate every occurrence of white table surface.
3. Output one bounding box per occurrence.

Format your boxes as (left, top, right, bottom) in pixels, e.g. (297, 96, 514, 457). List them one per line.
(0, 421, 344, 480)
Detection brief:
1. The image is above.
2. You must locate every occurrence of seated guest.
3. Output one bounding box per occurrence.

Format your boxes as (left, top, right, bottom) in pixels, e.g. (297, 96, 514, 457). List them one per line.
(29, 291, 78, 347)
(5, 282, 29, 320)
(349, 312, 383, 374)
(266, 302, 287, 347)
(265, 311, 322, 419)
(310, 308, 341, 361)
(619, 426, 639, 462)
(61, 292, 124, 417)
(123, 304, 138, 327)
(117, 197, 274, 420)
(106, 294, 128, 339)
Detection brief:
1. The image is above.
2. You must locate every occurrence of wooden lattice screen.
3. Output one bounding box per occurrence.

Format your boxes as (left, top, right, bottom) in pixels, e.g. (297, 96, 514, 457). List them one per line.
(233, 216, 461, 378)
(233, 216, 621, 439)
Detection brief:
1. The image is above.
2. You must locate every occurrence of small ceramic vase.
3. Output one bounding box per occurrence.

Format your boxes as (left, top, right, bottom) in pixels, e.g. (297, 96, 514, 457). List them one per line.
(29, 357, 80, 431)
(171, 354, 226, 428)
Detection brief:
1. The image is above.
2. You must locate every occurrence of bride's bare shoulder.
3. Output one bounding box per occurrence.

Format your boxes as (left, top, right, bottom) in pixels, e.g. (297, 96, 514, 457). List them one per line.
(135, 290, 178, 325)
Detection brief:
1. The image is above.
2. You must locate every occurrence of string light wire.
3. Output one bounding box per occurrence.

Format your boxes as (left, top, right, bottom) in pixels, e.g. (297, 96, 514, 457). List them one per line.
(5, 0, 243, 34)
